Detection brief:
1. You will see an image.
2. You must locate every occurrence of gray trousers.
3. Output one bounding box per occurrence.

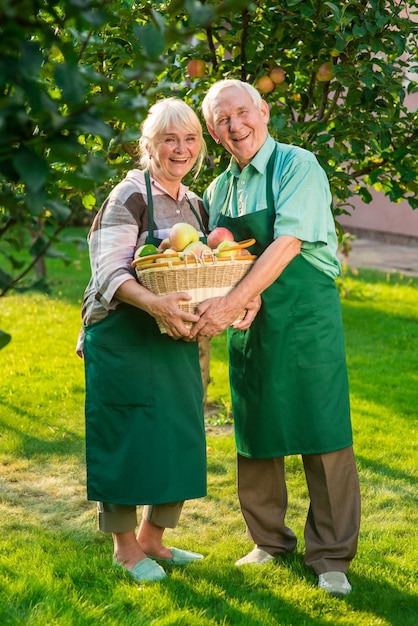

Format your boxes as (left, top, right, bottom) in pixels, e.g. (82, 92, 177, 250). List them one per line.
(237, 446, 361, 575)
(97, 501, 184, 533)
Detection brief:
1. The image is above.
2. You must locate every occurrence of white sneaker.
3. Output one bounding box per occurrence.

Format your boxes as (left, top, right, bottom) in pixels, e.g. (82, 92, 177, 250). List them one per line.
(235, 548, 274, 566)
(318, 572, 352, 597)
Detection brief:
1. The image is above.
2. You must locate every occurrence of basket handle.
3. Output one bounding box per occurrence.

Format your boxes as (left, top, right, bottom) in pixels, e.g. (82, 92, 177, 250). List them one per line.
(212, 238, 256, 254)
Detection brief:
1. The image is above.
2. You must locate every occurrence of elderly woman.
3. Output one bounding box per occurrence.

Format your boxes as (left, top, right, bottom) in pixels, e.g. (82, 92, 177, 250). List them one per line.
(79, 98, 208, 583)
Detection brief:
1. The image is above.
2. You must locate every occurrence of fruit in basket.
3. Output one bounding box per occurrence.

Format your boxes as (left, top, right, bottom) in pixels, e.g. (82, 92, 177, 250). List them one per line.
(216, 240, 240, 258)
(134, 243, 159, 259)
(158, 237, 171, 252)
(207, 226, 234, 249)
(183, 240, 212, 259)
(169, 222, 199, 251)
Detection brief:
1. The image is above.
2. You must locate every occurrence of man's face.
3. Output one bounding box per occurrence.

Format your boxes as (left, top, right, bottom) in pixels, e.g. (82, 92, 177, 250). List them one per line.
(207, 86, 270, 169)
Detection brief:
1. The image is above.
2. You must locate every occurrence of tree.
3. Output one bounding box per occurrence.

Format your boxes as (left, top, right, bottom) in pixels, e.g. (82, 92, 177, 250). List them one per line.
(1, 0, 416, 291)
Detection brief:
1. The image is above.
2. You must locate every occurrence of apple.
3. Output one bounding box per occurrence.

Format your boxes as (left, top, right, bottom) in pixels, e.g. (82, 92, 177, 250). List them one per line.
(216, 240, 240, 258)
(169, 222, 199, 251)
(269, 66, 286, 84)
(134, 243, 158, 259)
(207, 226, 235, 249)
(316, 61, 333, 82)
(158, 237, 170, 252)
(182, 240, 212, 259)
(187, 59, 206, 79)
(256, 75, 275, 94)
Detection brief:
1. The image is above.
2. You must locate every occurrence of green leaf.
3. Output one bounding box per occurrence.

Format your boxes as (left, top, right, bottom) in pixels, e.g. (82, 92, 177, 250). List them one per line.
(54, 62, 88, 105)
(82, 193, 97, 210)
(45, 200, 72, 222)
(13, 149, 48, 194)
(133, 23, 165, 60)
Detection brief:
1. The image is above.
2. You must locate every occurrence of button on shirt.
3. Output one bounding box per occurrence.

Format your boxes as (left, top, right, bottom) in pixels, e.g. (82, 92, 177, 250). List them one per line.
(204, 134, 341, 279)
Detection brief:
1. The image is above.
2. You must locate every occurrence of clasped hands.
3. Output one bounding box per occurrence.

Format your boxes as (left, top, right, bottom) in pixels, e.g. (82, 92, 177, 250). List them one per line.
(158, 292, 262, 341)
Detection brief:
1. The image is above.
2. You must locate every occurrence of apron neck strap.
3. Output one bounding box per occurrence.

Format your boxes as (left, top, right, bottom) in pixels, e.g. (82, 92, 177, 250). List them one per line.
(144, 169, 155, 238)
(266, 143, 278, 210)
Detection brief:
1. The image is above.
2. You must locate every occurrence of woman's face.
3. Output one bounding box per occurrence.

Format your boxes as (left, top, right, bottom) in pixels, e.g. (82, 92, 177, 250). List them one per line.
(149, 126, 200, 187)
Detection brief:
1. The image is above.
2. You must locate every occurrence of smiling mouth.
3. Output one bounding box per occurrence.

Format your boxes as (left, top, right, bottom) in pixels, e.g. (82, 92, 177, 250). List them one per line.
(232, 133, 250, 143)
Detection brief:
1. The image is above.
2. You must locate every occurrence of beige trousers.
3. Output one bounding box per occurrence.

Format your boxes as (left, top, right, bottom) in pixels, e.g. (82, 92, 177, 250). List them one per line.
(237, 446, 361, 575)
(97, 501, 184, 533)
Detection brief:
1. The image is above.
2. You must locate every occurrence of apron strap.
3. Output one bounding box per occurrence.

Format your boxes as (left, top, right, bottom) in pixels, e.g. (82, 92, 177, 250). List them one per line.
(265, 143, 278, 211)
(144, 169, 155, 239)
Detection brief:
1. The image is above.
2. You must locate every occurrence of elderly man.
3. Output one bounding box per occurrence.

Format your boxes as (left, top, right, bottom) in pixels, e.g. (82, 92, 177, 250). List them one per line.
(191, 79, 360, 597)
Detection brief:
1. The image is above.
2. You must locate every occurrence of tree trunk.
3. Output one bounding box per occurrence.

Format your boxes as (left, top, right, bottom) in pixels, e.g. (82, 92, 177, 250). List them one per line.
(198, 337, 211, 408)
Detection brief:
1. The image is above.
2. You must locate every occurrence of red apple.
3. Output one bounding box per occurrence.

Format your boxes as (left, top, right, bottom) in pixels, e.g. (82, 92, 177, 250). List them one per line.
(183, 240, 212, 259)
(207, 226, 235, 249)
(187, 59, 206, 79)
(169, 222, 199, 251)
(158, 237, 170, 252)
(316, 62, 333, 82)
(269, 66, 286, 84)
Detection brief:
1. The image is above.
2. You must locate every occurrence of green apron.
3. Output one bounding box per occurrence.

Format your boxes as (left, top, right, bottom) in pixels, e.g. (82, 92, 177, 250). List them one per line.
(84, 176, 207, 505)
(218, 148, 352, 458)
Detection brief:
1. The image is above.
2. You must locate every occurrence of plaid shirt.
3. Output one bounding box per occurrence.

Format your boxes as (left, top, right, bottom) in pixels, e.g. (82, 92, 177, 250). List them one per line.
(81, 169, 207, 327)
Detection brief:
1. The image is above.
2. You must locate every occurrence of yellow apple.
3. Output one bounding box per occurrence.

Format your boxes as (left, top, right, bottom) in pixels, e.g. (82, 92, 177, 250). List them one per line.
(169, 222, 199, 251)
(216, 240, 240, 258)
(256, 75, 275, 94)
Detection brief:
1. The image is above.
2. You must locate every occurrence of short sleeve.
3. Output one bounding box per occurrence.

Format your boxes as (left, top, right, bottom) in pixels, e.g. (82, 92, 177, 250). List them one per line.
(273, 153, 332, 247)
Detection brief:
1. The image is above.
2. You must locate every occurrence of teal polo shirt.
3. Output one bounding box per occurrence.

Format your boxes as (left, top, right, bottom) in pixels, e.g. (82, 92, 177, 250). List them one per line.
(204, 134, 341, 279)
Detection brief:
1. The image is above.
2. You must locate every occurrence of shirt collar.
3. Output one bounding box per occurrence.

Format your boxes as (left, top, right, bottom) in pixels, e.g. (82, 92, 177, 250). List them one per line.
(228, 134, 276, 177)
(134, 169, 189, 201)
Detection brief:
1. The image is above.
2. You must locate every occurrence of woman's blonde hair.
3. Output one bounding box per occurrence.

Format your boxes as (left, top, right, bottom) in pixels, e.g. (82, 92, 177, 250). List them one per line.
(201, 79, 262, 126)
(138, 98, 206, 178)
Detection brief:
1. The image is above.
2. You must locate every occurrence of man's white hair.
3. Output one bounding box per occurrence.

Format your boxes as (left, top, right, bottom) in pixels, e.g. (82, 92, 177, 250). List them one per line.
(201, 79, 262, 125)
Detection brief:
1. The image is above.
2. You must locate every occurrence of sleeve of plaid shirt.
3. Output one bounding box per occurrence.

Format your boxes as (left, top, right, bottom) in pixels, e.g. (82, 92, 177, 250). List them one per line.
(87, 196, 139, 312)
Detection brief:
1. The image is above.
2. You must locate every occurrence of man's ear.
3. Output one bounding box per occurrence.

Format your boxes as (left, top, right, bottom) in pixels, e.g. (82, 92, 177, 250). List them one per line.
(206, 123, 220, 144)
(260, 99, 270, 123)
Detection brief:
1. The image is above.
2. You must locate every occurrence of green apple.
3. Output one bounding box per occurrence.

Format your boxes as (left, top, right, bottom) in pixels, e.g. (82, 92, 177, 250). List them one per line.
(134, 243, 159, 259)
(216, 240, 239, 258)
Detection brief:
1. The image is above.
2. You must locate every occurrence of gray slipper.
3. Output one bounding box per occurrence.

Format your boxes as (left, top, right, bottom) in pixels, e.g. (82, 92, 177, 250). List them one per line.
(155, 547, 204, 565)
(318, 572, 352, 597)
(114, 557, 166, 582)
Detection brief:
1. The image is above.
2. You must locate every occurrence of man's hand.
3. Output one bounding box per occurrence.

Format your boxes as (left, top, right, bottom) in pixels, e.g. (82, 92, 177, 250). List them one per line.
(189, 293, 261, 340)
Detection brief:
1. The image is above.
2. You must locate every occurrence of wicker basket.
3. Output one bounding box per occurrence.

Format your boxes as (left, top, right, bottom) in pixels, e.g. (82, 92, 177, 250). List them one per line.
(132, 239, 256, 333)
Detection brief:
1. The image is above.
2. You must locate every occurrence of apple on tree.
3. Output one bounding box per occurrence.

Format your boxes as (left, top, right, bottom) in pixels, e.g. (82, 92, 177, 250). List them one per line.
(187, 59, 206, 79)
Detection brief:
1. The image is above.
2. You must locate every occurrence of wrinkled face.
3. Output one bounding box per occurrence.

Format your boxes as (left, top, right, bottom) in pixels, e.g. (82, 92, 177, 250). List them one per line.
(207, 87, 270, 169)
(150, 127, 200, 185)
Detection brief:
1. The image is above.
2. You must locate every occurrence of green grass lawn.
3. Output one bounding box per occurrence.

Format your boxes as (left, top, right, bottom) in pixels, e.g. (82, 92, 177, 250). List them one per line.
(0, 229, 417, 625)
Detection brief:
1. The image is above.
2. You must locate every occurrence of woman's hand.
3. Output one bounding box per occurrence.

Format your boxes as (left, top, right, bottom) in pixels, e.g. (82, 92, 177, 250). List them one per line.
(150, 292, 200, 340)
